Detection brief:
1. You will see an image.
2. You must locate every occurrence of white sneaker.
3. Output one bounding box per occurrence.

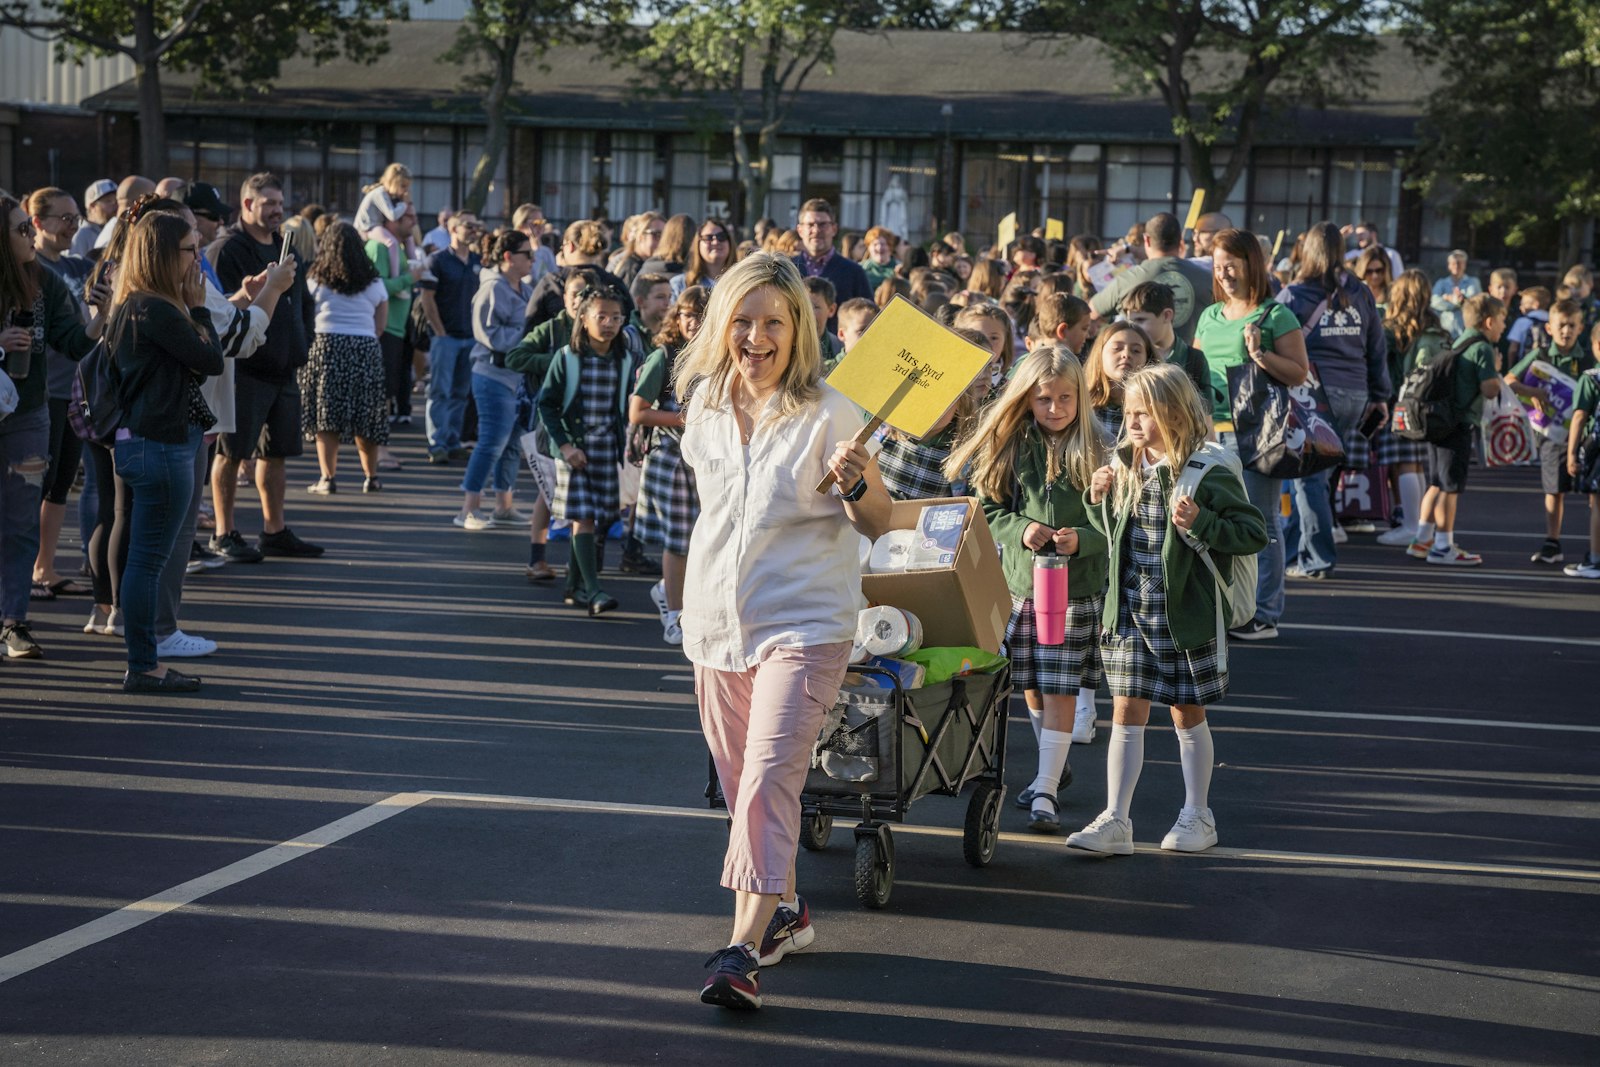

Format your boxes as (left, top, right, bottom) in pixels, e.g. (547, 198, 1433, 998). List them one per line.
(663, 610, 683, 646)
(156, 630, 218, 658)
(1071, 705, 1097, 744)
(84, 606, 110, 634)
(1066, 811, 1134, 855)
(102, 607, 124, 637)
(1160, 806, 1218, 852)
(1331, 525, 1349, 544)
(650, 580, 669, 624)
(492, 507, 532, 527)
(1565, 557, 1600, 579)
(453, 511, 497, 531)
(1375, 525, 1417, 546)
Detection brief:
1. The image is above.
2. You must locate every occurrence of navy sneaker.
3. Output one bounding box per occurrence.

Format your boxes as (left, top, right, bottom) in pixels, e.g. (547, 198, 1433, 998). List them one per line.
(701, 943, 761, 1009)
(758, 898, 815, 965)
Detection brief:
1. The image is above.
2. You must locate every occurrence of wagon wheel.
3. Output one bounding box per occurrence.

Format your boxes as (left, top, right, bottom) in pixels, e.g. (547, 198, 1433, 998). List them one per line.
(799, 811, 833, 851)
(854, 827, 894, 909)
(963, 782, 1002, 867)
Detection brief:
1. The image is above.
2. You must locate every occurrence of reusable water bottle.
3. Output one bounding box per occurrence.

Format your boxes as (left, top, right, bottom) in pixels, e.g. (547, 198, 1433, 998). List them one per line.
(1032, 546, 1069, 646)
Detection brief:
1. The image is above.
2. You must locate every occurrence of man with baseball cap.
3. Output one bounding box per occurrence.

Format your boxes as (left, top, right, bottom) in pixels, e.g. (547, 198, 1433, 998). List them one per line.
(72, 179, 117, 256)
(183, 182, 228, 245)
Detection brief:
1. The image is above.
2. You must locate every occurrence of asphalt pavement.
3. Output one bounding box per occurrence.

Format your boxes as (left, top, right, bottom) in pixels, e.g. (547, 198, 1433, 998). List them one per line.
(1, 425, 1597, 1066)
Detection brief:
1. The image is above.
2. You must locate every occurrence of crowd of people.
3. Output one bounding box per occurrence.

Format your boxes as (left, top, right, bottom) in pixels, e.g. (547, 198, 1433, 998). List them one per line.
(3, 164, 1598, 1008)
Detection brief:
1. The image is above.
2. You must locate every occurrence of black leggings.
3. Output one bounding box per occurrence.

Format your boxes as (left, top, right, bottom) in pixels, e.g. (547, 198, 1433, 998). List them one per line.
(84, 440, 127, 606)
(44, 397, 84, 506)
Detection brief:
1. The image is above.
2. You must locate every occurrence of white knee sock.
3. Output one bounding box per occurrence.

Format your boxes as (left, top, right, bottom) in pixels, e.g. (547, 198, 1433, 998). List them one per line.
(1025, 700, 1044, 743)
(1075, 687, 1096, 718)
(1397, 472, 1424, 532)
(1030, 728, 1072, 797)
(1105, 724, 1145, 820)
(1175, 722, 1215, 811)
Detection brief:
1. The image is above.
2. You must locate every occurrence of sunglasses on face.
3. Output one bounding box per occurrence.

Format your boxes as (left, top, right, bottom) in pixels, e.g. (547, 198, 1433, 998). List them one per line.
(700, 233, 727, 244)
(14, 220, 37, 238)
(1365, 266, 1387, 277)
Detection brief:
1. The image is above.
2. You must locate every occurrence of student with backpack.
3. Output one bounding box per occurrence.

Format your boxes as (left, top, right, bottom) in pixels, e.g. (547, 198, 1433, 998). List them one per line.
(1562, 357, 1600, 579)
(1066, 364, 1268, 856)
(1397, 293, 1506, 566)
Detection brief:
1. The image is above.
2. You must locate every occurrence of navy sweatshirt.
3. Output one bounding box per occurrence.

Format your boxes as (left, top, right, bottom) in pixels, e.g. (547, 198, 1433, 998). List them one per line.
(1279, 274, 1390, 400)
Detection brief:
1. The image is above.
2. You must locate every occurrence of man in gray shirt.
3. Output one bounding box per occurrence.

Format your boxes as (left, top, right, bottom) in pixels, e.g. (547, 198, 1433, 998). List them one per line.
(1090, 212, 1216, 343)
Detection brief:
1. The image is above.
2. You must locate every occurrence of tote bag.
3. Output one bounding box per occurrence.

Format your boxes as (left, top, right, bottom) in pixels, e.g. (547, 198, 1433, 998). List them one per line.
(1226, 361, 1346, 480)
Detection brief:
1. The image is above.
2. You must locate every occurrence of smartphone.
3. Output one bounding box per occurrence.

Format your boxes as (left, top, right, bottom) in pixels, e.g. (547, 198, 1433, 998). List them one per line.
(1359, 405, 1386, 438)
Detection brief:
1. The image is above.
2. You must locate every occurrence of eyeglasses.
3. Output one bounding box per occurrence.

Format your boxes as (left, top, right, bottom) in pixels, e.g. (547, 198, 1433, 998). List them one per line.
(40, 213, 82, 226)
(13, 220, 36, 238)
(700, 233, 728, 245)
(1365, 266, 1387, 277)
(178, 244, 199, 257)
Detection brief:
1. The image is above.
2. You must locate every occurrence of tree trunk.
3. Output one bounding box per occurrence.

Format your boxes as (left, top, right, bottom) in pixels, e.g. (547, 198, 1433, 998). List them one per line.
(132, 3, 168, 174)
(463, 43, 518, 217)
(1558, 217, 1589, 271)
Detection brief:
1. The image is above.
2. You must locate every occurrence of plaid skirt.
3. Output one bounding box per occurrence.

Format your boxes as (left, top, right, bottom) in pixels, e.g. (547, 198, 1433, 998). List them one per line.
(553, 431, 621, 524)
(1372, 424, 1430, 467)
(878, 436, 955, 501)
(1005, 593, 1105, 694)
(635, 433, 698, 555)
(298, 333, 389, 445)
(1340, 422, 1371, 470)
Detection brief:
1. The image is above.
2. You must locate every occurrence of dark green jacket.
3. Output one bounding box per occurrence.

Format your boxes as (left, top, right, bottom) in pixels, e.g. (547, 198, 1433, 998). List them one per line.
(1085, 454, 1269, 650)
(980, 425, 1108, 601)
(506, 312, 572, 394)
(537, 343, 640, 457)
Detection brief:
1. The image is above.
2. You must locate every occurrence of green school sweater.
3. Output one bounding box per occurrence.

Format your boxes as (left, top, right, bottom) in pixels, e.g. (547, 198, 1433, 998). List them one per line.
(979, 425, 1108, 601)
(506, 311, 573, 392)
(1085, 456, 1269, 650)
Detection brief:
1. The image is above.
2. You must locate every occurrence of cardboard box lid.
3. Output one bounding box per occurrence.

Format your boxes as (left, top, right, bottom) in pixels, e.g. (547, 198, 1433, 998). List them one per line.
(860, 497, 1011, 655)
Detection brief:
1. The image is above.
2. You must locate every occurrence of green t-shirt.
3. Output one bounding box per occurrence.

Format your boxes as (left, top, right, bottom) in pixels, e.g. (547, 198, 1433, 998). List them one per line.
(1451, 329, 1500, 423)
(632, 346, 672, 403)
(1191, 301, 1302, 423)
(1572, 372, 1599, 420)
(1508, 342, 1595, 383)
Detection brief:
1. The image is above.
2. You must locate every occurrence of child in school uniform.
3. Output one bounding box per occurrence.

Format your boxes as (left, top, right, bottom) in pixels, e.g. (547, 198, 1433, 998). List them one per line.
(1562, 355, 1600, 579)
(1068, 363, 1268, 855)
(538, 284, 639, 615)
(803, 276, 844, 372)
(1083, 320, 1153, 440)
(354, 164, 417, 275)
(835, 298, 877, 357)
(954, 302, 1018, 395)
(1506, 297, 1596, 565)
(1119, 281, 1214, 407)
(876, 326, 987, 501)
(1026, 291, 1094, 360)
(631, 285, 708, 644)
(946, 344, 1109, 833)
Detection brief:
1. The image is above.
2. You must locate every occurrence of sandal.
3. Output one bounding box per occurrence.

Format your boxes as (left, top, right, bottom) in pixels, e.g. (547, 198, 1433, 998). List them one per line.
(48, 578, 92, 596)
(30, 581, 56, 601)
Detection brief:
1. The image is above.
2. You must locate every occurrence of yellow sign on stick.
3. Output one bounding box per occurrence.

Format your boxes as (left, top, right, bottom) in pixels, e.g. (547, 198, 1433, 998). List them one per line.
(1183, 189, 1207, 231)
(816, 296, 995, 493)
(1272, 229, 1287, 258)
(996, 212, 1017, 251)
(1045, 217, 1065, 241)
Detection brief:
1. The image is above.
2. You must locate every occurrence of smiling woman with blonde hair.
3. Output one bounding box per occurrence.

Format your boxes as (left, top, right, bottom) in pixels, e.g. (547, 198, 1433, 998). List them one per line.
(676, 251, 892, 1011)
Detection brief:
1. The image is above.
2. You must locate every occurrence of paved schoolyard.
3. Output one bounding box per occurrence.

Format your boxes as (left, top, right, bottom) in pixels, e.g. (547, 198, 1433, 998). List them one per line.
(2, 434, 1597, 1066)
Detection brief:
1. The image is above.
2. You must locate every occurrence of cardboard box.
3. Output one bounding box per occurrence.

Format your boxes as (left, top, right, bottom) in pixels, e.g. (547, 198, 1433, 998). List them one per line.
(861, 497, 1010, 655)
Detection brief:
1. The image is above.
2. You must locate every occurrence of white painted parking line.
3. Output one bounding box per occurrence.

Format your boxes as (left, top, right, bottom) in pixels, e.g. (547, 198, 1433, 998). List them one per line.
(1278, 622, 1600, 647)
(7, 789, 1595, 988)
(0, 792, 430, 986)
(660, 673, 694, 682)
(1210, 704, 1600, 734)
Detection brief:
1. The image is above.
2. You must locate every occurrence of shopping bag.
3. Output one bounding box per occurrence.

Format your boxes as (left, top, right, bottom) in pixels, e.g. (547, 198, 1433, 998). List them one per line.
(518, 427, 560, 507)
(1480, 381, 1537, 467)
(1336, 464, 1391, 523)
(1227, 362, 1346, 480)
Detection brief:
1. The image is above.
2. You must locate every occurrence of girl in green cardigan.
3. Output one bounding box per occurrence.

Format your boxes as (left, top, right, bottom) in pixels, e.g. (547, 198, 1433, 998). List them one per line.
(1068, 363, 1267, 857)
(946, 344, 1108, 833)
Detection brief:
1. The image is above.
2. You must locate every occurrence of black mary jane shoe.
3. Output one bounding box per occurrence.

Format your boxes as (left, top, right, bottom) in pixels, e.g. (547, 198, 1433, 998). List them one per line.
(587, 593, 620, 617)
(122, 668, 202, 694)
(1028, 793, 1061, 834)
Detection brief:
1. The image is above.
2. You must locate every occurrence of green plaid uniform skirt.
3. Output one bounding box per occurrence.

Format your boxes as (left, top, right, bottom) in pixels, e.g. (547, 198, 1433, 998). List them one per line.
(1340, 421, 1371, 469)
(878, 435, 955, 501)
(1096, 405, 1124, 443)
(635, 409, 698, 556)
(552, 353, 622, 525)
(1373, 423, 1430, 467)
(1102, 469, 1227, 706)
(1004, 592, 1105, 694)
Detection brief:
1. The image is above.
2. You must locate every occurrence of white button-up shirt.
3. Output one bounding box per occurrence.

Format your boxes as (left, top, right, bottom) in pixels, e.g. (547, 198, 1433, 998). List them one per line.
(679, 382, 867, 672)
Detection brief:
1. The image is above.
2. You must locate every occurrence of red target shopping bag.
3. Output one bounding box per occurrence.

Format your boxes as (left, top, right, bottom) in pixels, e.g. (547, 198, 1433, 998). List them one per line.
(1480, 381, 1536, 466)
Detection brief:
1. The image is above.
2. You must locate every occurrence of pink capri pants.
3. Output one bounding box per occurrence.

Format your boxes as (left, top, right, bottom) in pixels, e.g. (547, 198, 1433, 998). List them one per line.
(696, 641, 852, 894)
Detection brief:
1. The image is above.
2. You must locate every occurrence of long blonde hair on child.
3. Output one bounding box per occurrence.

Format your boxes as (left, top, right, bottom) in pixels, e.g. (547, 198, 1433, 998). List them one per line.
(945, 343, 1103, 501)
(1083, 320, 1153, 410)
(953, 301, 1016, 373)
(1108, 362, 1211, 518)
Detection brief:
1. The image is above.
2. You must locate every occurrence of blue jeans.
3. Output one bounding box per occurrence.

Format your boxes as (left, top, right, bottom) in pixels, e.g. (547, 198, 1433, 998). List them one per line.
(461, 370, 521, 495)
(425, 336, 475, 453)
(115, 427, 202, 673)
(1284, 385, 1369, 574)
(0, 405, 50, 622)
(1219, 429, 1285, 626)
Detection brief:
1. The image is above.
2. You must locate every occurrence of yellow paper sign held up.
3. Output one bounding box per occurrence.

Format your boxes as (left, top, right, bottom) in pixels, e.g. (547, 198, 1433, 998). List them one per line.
(996, 212, 1017, 252)
(1045, 218, 1065, 241)
(1184, 189, 1206, 231)
(1272, 229, 1286, 257)
(824, 296, 995, 440)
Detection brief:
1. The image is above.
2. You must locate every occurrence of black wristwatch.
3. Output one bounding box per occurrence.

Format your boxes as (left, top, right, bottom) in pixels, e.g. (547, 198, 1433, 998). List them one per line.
(840, 477, 869, 502)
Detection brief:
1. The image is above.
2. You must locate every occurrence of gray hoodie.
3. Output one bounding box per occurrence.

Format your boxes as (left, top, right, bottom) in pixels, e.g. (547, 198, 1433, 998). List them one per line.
(471, 269, 531, 389)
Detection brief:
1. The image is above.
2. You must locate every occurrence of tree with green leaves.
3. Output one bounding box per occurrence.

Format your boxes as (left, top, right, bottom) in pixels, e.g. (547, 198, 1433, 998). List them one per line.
(603, 0, 849, 225)
(444, 0, 623, 217)
(1403, 0, 1600, 265)
(0, 0, 405, 174)
(988, 0, 1383, 212)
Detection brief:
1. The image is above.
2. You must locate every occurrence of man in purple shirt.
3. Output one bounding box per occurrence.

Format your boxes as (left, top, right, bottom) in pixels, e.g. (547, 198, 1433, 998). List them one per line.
(792, 198, 871, 332)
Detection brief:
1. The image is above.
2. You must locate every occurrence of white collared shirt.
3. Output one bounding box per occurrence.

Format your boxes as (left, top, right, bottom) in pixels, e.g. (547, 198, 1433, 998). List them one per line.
(679, 382, 867, 671)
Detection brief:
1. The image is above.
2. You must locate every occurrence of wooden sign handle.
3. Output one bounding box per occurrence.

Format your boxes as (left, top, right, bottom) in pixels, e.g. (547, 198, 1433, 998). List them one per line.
(814, 416, 883, 494)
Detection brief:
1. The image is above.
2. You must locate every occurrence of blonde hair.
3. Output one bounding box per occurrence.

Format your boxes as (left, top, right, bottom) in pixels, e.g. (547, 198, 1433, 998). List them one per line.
(108, 212, 207, 353)
(953, 302, 1016, 372)
(380, 163, 411, 196)
(945, 343, 1103, 500)
(279, 214, 317, 267)
(564, 219, 607, 257)
(675, 252, 822, 423)
(1084, 321, 1153, 410)
(1107, 363, 1211, 518)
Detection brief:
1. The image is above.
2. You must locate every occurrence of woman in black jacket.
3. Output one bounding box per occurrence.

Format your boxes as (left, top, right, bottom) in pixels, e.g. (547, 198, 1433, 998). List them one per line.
(110, 212, 223, 693)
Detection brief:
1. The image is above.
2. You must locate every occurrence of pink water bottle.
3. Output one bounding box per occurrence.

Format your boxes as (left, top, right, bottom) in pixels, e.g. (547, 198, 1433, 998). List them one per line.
(1032, 547, 1069, 646)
